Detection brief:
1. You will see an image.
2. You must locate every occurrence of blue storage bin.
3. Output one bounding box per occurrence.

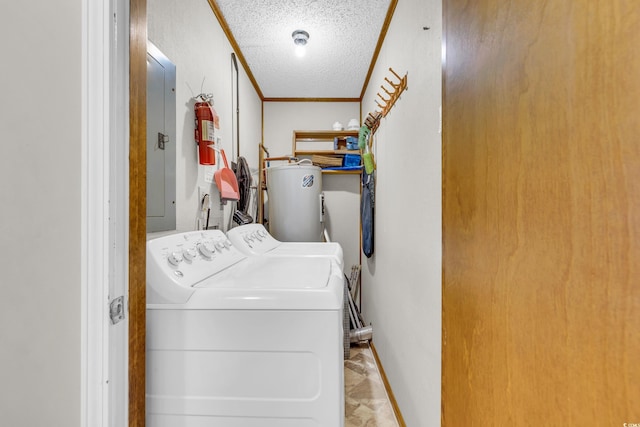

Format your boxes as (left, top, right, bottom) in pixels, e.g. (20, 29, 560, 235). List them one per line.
(345, 136, 359, 150)
(343, 154, 361, 167)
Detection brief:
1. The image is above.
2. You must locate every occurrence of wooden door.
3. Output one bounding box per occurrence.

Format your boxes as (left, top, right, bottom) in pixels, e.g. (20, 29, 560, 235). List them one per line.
(442, 0, 640, 425)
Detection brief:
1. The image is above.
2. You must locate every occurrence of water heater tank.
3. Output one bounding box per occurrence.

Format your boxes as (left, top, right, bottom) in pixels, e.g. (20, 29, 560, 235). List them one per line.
(267, 162, 323, 242)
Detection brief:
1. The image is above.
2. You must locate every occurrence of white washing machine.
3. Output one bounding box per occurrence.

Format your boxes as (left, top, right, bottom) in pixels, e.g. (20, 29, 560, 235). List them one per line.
(146, 230, 344, 427)
(227, 223, 344, 273)
(227, 223, 350, 358)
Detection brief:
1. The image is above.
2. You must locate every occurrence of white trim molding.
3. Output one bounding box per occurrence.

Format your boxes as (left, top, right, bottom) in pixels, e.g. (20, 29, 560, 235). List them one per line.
(81, 0, 111, 425)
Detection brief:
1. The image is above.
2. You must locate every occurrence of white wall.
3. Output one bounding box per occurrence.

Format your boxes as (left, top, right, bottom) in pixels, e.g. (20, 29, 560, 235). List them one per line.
(0, 0, 82, 425)
(263, 102, 359, 156)
(263, 102, 361, 270)
(236, 70, 262, 170)
(148, 0, 262, 231)
(360, 0, 442, 425)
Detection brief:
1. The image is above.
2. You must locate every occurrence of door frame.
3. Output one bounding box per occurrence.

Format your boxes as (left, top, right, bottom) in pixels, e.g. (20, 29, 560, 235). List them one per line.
(81, 0, 158, 424)
(81, 0, 110, 422)
(82, 0, 135, 425)
(82, 0, 130, 424)
(128, 0, 147, 425)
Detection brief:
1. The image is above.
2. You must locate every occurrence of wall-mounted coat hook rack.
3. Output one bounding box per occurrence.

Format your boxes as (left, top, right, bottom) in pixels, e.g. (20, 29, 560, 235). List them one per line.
(379, 67, 407, 118)
(364, 67, 408, 137)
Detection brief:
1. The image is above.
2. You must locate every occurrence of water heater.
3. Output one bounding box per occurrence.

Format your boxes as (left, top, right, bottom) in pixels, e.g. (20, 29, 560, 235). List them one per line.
(267, 161, 323, 242)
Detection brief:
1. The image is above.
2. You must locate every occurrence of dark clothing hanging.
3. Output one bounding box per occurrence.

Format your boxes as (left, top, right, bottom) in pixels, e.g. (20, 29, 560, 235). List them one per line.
(361, 170, 374, 258)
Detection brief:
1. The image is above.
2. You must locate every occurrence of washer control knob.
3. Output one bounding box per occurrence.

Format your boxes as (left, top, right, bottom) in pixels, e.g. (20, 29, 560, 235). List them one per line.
(254, 232, 263, 241)
(258, 229, 268, 238)
(215, 241, 225, 251)
(223, 239, 232, 249)
(167, 251, 184, 266)
(198, 240, 216, 258)
(182, 247, 197, 261)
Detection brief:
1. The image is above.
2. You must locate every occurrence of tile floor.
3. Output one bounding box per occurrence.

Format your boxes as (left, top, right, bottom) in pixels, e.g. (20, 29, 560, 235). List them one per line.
(345, 343, 400, 427)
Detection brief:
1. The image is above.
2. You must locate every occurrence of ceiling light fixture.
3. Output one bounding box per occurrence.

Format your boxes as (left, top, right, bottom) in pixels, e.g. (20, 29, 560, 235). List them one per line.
(292, 29, 309, 58)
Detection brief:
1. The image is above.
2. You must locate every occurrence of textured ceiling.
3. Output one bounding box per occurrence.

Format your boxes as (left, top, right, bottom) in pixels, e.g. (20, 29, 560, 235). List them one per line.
(214, 0, 392, 99)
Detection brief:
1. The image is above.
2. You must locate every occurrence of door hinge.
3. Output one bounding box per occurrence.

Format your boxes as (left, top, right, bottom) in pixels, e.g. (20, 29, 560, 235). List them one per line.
(158, 132, 169, 150)
(109, 296, 125, 324)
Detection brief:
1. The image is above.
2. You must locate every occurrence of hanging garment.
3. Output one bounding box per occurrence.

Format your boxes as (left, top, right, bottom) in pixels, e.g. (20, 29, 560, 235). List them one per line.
(358, 125, 370, 149)
(233, 156, 254, 224)
(234, 156, 252, 213)
(361, 169, 375, 258)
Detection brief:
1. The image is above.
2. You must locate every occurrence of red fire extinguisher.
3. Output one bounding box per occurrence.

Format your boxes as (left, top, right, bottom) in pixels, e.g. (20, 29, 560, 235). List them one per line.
(194, 94, 219, 165)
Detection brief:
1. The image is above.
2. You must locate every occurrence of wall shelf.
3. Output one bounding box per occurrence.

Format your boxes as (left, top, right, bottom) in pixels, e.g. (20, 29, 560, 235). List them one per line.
(322, 169, 362, 175)
(293, 130, 362, 174)
(295, 149, 361, 156)
(293, 130, 359, 141)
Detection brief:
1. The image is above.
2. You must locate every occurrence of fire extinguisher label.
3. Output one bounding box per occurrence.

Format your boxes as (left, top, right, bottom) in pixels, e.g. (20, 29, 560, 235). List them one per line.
(201, 120, 215, 142)
(302, 175, 314, 188)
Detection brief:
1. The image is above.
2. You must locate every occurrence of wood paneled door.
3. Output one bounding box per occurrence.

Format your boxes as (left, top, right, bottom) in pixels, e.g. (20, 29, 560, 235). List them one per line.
(442, 0, 640, 425)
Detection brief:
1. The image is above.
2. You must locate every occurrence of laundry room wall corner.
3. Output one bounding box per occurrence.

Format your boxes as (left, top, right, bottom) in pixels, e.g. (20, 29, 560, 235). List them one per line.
(262, 101, 361, 270)
(360, 0, 443, 425)
(148, 0, 262, 232)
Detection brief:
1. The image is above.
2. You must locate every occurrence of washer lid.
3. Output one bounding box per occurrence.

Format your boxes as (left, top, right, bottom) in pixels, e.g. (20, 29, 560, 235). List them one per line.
(182, 257, 343, 310)
(195, 256, 330, 289)
(268, 243, 344, 272)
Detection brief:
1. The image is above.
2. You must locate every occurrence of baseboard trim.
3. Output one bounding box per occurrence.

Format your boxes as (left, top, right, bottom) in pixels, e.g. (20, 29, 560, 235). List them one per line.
(370, 342, 407, 426)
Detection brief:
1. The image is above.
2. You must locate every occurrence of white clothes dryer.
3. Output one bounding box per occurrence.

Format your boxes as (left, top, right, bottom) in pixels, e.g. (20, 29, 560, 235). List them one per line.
(146, 230, 344, 427)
